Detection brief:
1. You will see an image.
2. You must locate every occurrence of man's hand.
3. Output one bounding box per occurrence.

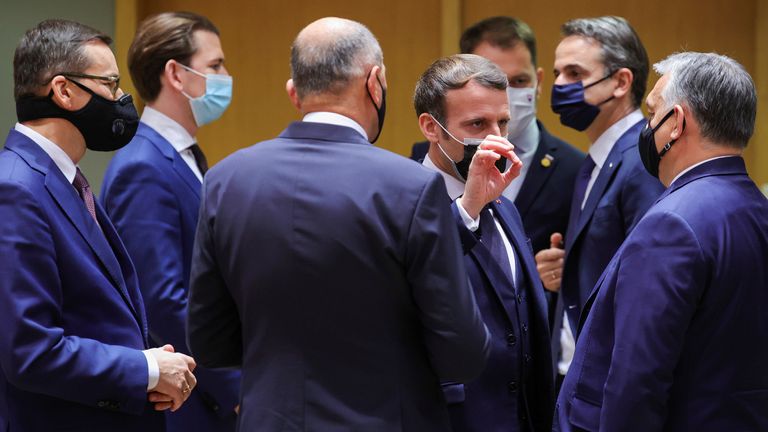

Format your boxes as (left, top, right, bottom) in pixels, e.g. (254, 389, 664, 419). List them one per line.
(147, 344, 197, 412)
(459, 135, 522, 219)
(536, 233, 565, 292)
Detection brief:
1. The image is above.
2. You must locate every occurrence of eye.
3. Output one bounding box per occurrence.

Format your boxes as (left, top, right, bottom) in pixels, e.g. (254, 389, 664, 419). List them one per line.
(499, 119, 510, 127)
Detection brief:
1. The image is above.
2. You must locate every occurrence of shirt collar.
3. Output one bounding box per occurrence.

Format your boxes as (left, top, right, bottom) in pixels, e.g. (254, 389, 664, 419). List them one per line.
(589, 109, 644, 169)
(508, 118, 540, 155)
(14, 122, 77, 183)
(302, 112, 368, 141)
(141, 105, 197, 152)
(422, 153, 465, 200)
(669, 155, 739, 186)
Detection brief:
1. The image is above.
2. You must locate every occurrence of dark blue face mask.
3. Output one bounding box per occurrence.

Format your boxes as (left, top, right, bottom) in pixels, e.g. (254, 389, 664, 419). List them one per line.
(550, 73, 615, 131)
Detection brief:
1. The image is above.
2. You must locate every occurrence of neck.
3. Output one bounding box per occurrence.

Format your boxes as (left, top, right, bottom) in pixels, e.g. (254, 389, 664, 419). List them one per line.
(659, 138, 741, 187)
(585, 99, 636, 143)
(21, 118, 86, 164)
(300, 90, 374, 139)
(427, 142, 463, 182)
(149, 91, 198, 137)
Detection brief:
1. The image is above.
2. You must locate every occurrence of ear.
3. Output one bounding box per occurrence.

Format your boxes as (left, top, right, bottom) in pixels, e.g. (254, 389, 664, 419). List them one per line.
(418, 112, 440, 143)
(49, 75, 78, 110)
(670, 104, 685, 140)
(163, 59, 186, 92)
(366, 65, 383, 107)
(612, 67, 633, 99)
(535, 66, 544, 99)
(285, 79, 301, 111)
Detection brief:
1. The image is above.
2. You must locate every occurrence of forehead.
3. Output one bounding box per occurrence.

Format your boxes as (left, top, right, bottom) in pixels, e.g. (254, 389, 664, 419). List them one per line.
(554, 35, 603, 70)
(444, 79, 508, 118)
(190, 30, 224, 61)
(647, 74, 670, 106)
(472, 41, 534, 75)
(82, 40, 118, 75)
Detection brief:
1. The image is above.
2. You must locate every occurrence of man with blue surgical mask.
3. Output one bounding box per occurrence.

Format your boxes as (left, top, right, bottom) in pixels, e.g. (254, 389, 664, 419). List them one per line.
(101, 11, 239, 432)
(537, 16, 664, 393)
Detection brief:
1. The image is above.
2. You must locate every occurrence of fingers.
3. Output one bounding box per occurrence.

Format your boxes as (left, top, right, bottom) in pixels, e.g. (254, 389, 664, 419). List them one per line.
(550, 232, 564, 249)
(148, 391, 173, 403)
(154, 401, 173, 411)
(161, 344, 175, 353)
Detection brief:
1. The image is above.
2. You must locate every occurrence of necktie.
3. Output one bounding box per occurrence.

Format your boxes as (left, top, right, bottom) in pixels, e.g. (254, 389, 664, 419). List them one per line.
(567, 155, 596, 232)
(73, 168, 99, 225)
(189, 143, 209, 175)
(479, 206, 514, 285)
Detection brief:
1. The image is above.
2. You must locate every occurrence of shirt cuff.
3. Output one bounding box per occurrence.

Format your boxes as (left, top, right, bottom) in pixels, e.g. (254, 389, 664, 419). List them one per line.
(143, 350, 160, 391)
(456, 199, 480, 232)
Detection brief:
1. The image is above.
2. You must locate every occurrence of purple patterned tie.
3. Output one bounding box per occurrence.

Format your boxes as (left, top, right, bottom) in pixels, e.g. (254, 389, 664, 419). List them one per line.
(73, 168, 99, 225)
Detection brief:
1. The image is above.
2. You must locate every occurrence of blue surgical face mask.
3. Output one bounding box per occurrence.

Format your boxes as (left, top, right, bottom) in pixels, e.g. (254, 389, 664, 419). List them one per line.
(550, 73, 614, 131)
(180, 64, 233, 127)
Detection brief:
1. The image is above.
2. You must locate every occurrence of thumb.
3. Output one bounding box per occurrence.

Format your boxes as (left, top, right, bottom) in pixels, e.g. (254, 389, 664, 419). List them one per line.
(550, 232, 563, 249)
(161, 344, 175, 353)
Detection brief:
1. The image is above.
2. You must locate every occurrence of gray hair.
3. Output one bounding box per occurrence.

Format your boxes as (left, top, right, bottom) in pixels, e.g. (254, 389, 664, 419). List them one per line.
(654, 52, 756, 148)
(562, 16, 648, 107)
(14, 19, 112, 100)
(290, 18, 383, 99)
(413, 54, 508, 126)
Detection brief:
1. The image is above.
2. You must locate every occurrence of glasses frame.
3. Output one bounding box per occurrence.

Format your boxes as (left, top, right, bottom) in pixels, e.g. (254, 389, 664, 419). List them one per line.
(56, 72, 121, 98)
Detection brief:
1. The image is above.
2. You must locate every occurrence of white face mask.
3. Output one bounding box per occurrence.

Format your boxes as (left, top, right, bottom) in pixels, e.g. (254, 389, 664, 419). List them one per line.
(506, 86, 537, 140)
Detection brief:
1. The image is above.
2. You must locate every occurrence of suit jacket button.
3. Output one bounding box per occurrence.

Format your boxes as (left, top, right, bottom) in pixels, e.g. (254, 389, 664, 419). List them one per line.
(517, 293, 523, 304)
(507, 333, 517, 346)
(525, 354, 532, 363)
(522, 323, 528, 334)
(508, 381, 518, 393)
(97, 401, 107, 408)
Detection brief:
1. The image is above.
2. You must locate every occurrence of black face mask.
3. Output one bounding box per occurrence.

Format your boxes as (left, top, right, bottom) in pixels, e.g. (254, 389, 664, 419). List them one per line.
(365, 70, 386, 144)
(452, 141, 506, 182)
(638, 109, 684, 178)
(16, 79, 139, 152)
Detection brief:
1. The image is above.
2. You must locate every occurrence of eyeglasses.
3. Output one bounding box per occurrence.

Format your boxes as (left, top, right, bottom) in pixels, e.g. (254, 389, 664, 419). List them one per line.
(56, 72, 121, 98)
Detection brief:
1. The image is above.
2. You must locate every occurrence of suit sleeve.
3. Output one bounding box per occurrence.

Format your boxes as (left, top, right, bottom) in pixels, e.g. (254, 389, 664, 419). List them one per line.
(101, 162, 240, 415)
(187, 176, 243, 369)
(599, 211, 705, 431)
(0, 182, 149, 415)
(405, 174, 490, 383)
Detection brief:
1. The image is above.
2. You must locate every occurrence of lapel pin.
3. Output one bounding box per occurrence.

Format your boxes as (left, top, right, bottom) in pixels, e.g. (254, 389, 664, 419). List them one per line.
(495, 199, 501, 204)
(540, 154, 554, 168)
(609, 162, 614, 169)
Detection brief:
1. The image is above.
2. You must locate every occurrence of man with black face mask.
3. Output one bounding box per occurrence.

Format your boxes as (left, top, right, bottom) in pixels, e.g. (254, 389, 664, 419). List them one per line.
(555, 51, 768, 432)
(415, 53, 555, 432)
(536, 16, 664, 391)
(0, 19, 197, 432)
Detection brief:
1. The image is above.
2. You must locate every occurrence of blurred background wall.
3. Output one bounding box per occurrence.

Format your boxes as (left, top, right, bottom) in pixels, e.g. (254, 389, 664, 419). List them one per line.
(2, 0, 767, 194)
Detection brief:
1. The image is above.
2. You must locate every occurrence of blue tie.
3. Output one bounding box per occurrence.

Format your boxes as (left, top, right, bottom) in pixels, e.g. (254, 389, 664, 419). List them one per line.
(479, 206, 514, 285)
(567, 155, 596, 233)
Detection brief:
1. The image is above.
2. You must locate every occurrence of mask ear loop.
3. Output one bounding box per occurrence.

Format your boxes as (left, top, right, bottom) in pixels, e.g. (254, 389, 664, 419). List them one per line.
(659, 113, 686, 158)
(429, 114, 465, 163)
(177, 62, 207, 100)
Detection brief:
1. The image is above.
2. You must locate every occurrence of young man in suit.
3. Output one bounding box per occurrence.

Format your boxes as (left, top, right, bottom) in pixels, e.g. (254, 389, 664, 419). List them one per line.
(535, 16, 664, 388)
(412, 17, 585, 258)
(0, 19, 196, 432)
(556, 51, 768, 432)
(186, 17, 494, 431)
(100, 12, 240, 431)
(415, 53, 554, 432)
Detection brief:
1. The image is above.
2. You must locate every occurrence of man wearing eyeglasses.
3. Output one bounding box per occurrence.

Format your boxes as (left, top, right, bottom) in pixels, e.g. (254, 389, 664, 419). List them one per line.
(101, 12, 239, 432)
(0, 19, 197, 432)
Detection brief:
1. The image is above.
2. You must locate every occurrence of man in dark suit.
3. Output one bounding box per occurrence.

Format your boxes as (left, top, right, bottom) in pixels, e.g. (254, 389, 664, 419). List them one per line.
(101, 12, 240, 431)
(412, 16, 584, 257)
(414, 53, 554, 431)
(556, 51, 768, 431)
(186, 17, 491, 431)
(536, 16, 664, 387)
(0, 19, 196, 432)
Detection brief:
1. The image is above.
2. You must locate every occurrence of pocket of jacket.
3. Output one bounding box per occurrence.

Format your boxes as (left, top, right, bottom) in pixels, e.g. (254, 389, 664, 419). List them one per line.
(441, 382, 466, 404)
(568, 393, 601, 432)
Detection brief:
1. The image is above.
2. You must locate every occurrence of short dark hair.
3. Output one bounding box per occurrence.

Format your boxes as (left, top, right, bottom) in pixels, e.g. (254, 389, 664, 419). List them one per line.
(460, 16, 537, 66)
(13, 19, 112, 100)
(562, 16, 649, 107)
(128, 11, 219, 102)
(413, 54, 508, 126)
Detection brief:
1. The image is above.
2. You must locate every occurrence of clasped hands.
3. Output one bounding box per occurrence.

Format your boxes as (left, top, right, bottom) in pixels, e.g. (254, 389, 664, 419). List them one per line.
(458, 135, 523, 219)
(146, 344, 197, 411)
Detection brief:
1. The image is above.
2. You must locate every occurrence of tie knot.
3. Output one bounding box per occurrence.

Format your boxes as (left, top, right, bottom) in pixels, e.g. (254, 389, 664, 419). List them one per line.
(73, 168, 90, 191)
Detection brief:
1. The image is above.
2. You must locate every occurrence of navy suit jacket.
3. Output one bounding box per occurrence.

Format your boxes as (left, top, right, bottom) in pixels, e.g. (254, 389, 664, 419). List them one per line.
(445, 198, 554, 432)
(187, 121, 490, 431)
(556, 156, 768, 431)
(101, 123, 241, 431)
(0, 130, 164, 432)
(552, 120, 664, 362)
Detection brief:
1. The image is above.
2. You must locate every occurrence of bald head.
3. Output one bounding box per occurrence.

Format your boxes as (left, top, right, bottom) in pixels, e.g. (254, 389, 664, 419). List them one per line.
(290, 17, 383, 99)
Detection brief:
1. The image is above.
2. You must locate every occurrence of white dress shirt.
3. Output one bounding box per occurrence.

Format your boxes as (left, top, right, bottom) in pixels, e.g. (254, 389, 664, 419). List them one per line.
(141, 106, 203, 182)
(13, 122, 160, 391)
(502, 118, 540, 202)
(303, 111, 368, 140)
(558, 109, 644, 376)
(423, 154, 518, 282)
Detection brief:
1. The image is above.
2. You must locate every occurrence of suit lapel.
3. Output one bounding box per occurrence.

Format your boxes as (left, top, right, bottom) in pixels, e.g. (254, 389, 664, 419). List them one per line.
(514, 132, 556, 217)
(139, 123, 201, 198)
(469, 241, 519, 320)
